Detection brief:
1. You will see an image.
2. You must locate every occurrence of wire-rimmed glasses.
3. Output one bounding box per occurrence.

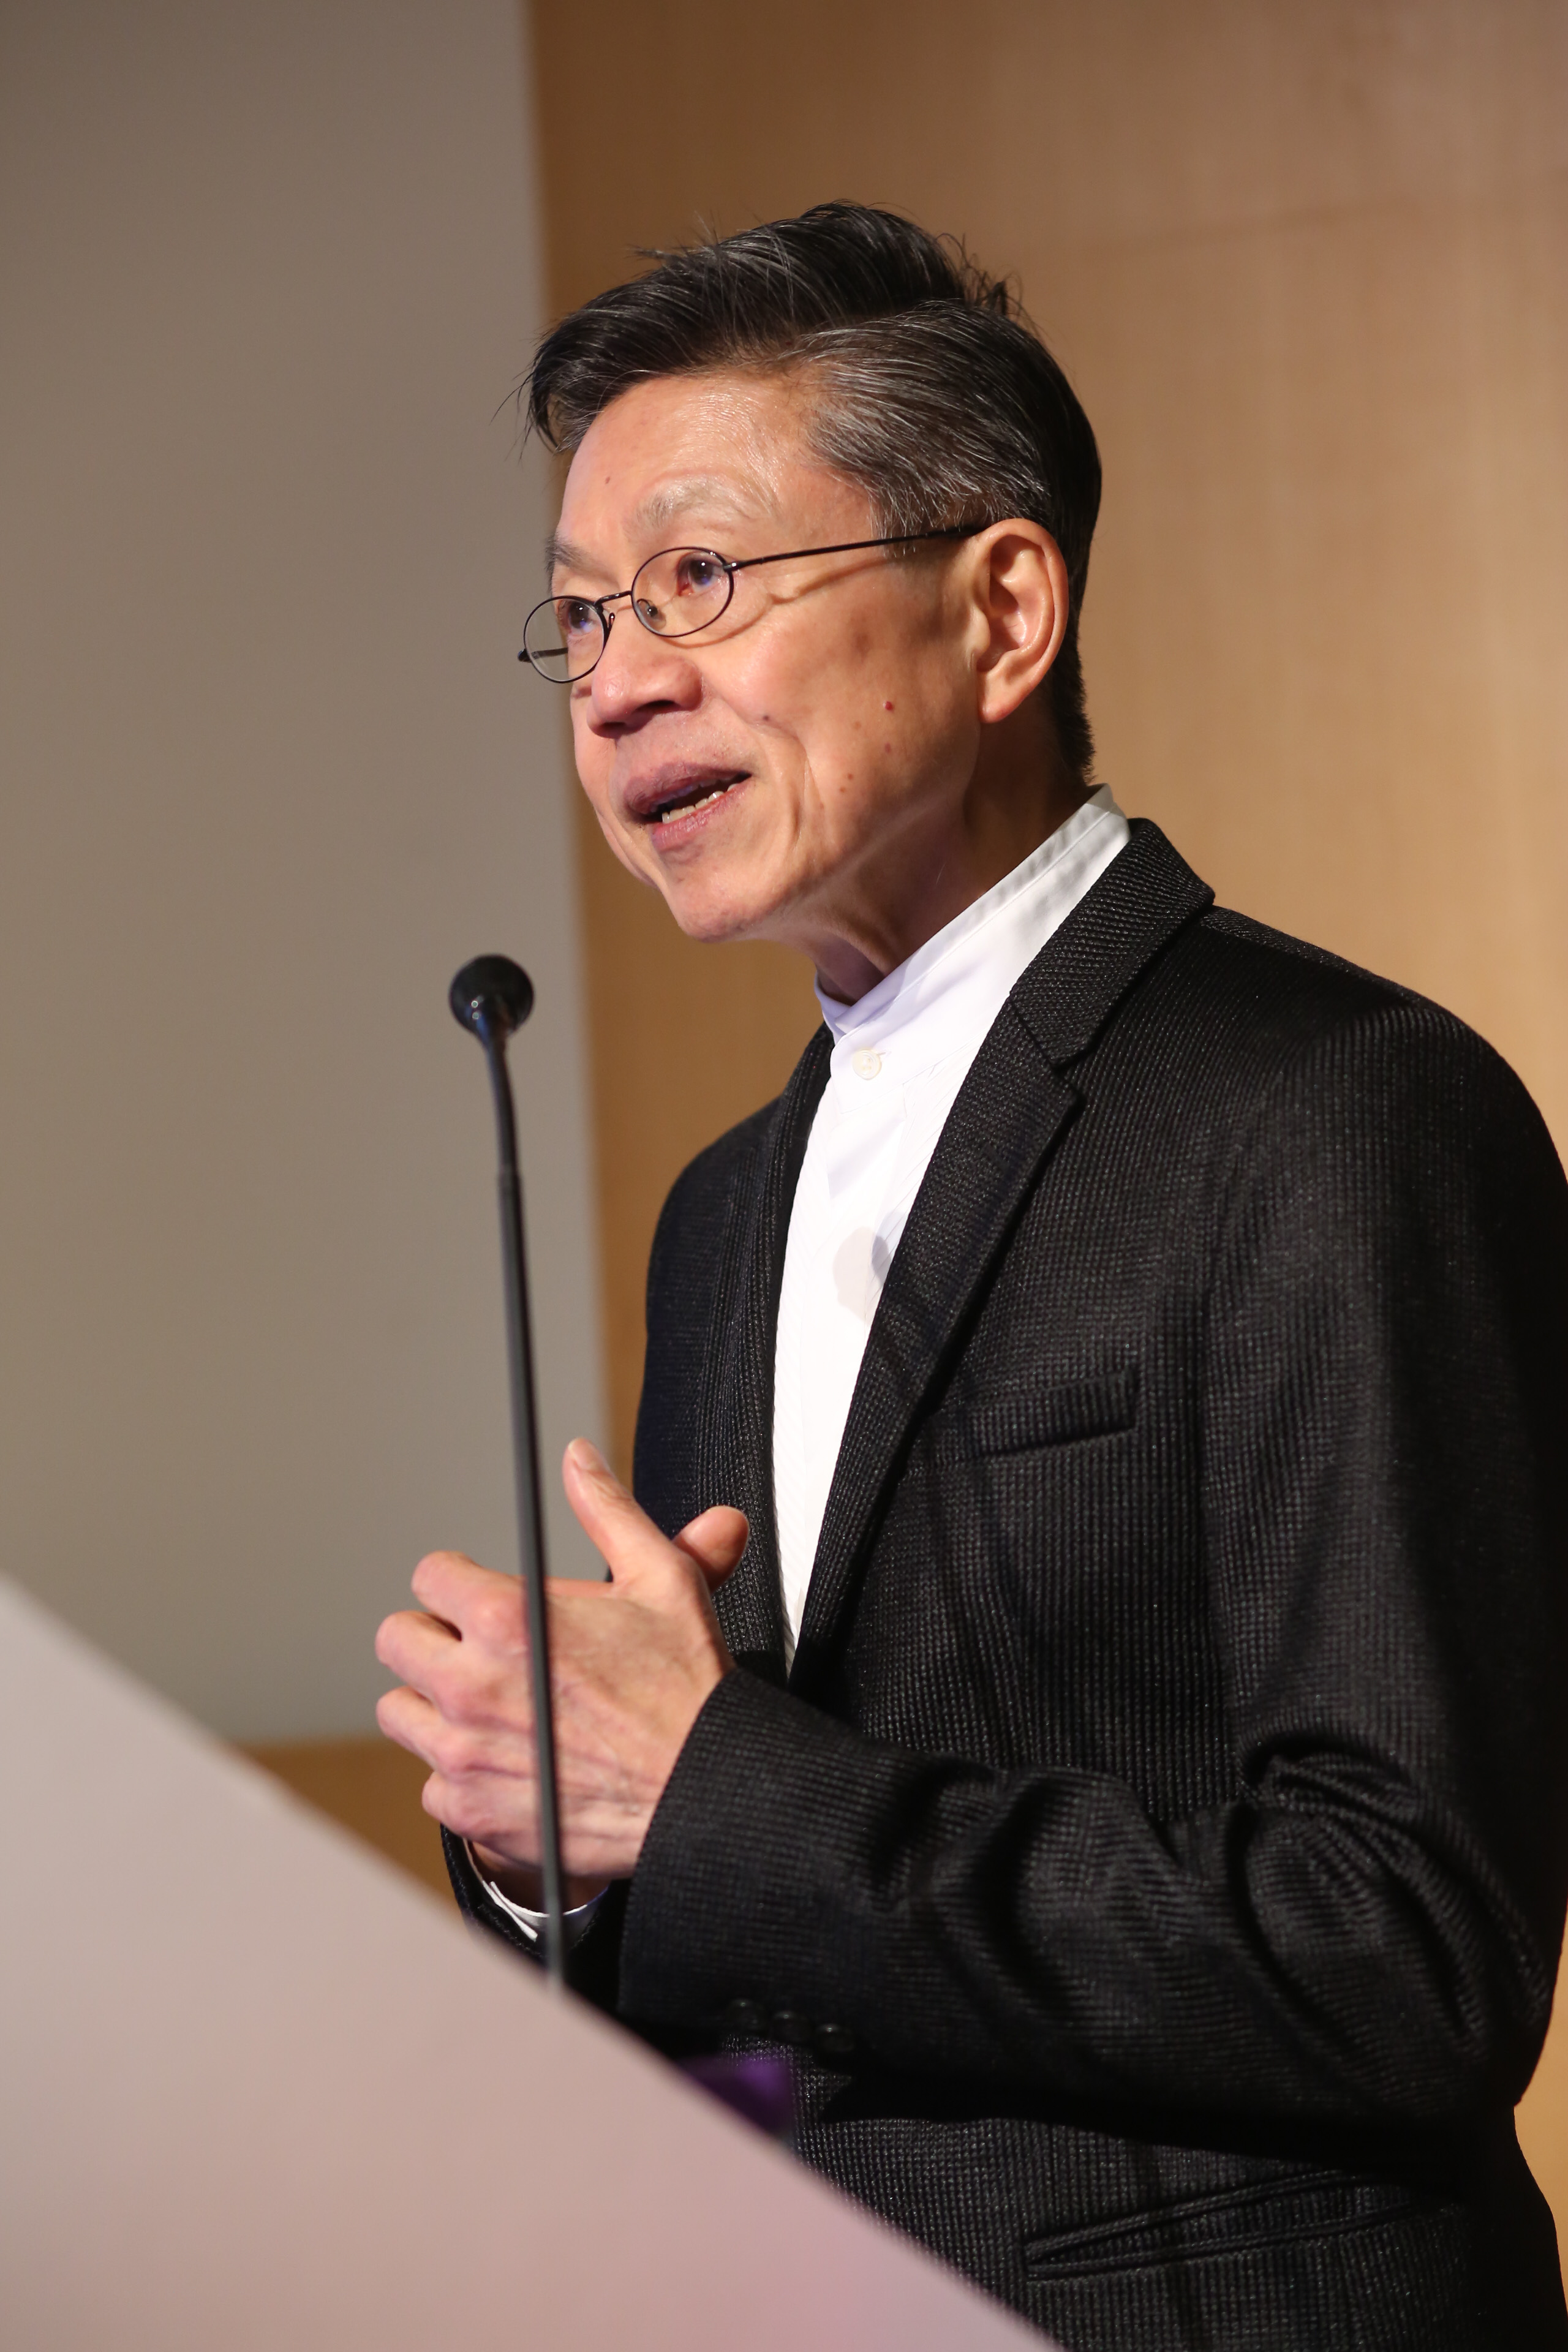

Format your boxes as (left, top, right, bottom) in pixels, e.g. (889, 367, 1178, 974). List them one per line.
(518, 523, 990, 684)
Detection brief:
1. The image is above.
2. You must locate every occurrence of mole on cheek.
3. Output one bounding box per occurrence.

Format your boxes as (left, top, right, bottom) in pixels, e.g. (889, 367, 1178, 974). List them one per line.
(883, 700, 895, 711)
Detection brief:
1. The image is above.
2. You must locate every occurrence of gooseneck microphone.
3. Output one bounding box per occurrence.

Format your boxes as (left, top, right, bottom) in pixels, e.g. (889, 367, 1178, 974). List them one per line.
(448, 955, 567, 1990)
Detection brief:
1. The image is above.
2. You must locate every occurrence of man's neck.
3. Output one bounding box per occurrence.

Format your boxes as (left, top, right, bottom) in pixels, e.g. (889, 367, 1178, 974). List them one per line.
(809, 766, 1093, 1008)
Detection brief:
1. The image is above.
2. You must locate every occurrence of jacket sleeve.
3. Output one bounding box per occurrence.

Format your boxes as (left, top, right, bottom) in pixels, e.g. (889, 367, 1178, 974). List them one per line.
(613, 1006, 1568, 2128)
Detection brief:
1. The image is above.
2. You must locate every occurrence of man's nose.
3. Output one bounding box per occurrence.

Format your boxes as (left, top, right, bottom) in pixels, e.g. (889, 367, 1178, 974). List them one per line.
(584, 614, 702, 729)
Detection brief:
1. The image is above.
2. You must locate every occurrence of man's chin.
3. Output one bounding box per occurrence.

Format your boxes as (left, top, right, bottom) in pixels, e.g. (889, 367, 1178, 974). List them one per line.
(654, 872, 791, 951)
(666, 899, 774, 949)
(625, 817, 802, 949)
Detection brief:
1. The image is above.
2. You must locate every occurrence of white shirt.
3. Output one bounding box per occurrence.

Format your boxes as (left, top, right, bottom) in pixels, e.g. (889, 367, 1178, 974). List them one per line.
(478, 785, 1129, 1929)
(772, 786, 1129, 1658)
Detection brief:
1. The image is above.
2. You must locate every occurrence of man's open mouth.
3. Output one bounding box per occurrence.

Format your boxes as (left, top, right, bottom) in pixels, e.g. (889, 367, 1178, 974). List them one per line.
(634, 772, 748, 826)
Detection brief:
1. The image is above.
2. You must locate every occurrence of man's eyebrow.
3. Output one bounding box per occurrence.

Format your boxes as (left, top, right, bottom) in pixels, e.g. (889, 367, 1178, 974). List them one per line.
(543, 530, 599, 577)
(544, 477, 777, 580)
(629, 476, 774, 540)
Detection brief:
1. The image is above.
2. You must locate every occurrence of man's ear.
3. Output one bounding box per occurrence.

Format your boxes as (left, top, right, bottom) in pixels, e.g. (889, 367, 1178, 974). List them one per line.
(968, 522, 1069, 726)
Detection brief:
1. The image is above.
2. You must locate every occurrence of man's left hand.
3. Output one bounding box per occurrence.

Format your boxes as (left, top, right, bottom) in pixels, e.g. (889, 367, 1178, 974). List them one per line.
(375, 1440, 748, 1889)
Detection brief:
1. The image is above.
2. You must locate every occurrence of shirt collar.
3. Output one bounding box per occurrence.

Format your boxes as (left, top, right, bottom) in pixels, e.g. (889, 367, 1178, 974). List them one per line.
(814, 786, 1126, 1092)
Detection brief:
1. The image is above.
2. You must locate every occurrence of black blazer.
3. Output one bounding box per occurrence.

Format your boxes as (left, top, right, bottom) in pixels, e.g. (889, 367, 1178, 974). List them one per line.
(450, 823, 1568, 2350)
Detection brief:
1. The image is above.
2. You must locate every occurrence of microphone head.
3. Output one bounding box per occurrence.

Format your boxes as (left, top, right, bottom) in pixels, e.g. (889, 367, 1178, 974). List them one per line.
(449, 955, 535, 1041)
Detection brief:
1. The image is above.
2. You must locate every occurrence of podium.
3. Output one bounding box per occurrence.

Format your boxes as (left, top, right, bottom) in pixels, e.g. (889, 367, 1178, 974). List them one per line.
(0, 1578, 1042, 2349)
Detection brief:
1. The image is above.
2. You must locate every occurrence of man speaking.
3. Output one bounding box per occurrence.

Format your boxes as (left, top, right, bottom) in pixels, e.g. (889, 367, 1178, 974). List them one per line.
(377, 204, 1568, 2348)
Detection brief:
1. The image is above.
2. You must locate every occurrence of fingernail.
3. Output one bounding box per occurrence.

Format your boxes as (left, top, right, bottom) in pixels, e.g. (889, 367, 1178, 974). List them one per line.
(567, 1438, 606, 1474)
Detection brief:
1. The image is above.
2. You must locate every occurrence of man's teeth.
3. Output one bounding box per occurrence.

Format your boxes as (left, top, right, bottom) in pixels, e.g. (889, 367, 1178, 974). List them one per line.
(658, 782, 733, 823)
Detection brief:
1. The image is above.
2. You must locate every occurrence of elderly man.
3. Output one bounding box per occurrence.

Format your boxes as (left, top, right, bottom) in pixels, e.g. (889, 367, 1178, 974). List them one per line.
(377, 204, 1568, 2349)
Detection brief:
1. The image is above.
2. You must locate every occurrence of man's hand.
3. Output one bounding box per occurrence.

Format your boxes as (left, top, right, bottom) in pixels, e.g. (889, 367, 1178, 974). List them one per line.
(374, 1439, 747, 1892)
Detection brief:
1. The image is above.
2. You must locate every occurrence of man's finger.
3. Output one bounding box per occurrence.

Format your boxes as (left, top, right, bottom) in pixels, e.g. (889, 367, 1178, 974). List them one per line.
(375, 1683, 448, 1768)
(410, 1548, 517, 1635)
(562, 1438, 699, 1588)
(673, 1504, 750, 1593)
(374, 1605, 460, 1693)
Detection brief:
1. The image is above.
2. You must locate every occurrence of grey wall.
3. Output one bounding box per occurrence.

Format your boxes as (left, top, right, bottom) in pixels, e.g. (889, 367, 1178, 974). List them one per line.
(0, 0, 607, 1740)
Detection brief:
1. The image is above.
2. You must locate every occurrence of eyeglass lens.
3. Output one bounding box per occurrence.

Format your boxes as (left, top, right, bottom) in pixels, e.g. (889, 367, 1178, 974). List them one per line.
(522, 547, 736, 681)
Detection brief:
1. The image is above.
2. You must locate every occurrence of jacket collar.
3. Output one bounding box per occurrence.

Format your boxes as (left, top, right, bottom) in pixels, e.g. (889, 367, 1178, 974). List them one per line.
(707, 820, 1212, 1687)
(1008, 816, 1216, 1067)
(706, 1025, 831, 1681)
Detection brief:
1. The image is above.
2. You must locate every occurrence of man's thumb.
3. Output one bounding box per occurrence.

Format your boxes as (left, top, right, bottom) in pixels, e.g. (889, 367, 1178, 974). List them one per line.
(562, 1438, 747, 1593)
(673, 1504, 750, 1593)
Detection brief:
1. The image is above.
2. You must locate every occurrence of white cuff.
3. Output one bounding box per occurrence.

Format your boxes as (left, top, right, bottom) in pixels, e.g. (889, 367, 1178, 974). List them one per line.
(467, 1845, 608, 1950)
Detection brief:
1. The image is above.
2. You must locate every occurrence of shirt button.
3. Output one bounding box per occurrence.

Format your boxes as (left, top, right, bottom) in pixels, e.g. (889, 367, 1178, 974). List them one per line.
(851, 1048, 882, 1080)
(724, 1997, 766, 2035)
(814, 2021, 856, 2062)
(769, 2008, 812, 2045)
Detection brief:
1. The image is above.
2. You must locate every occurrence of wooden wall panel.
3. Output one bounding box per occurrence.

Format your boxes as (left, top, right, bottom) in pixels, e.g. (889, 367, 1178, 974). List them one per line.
(526, 0, 1568, 1477)
(524, 0, 1568, 2238)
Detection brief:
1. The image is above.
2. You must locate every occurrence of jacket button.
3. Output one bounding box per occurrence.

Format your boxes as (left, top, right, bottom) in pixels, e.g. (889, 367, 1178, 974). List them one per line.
(769, 2008, 812, 2045)
(814, 2021, 856, 2061)
(724, 1997, 765, 2035)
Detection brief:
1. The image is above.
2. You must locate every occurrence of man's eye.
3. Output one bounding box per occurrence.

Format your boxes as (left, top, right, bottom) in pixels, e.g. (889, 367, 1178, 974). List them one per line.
(556, 598, 598, 639)
(673, 554, 725, 597)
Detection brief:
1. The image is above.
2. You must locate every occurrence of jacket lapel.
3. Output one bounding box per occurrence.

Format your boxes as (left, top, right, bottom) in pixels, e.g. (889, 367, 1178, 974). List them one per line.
(706, 1025, 832, 1682)
(791, 821, 1213, 1683)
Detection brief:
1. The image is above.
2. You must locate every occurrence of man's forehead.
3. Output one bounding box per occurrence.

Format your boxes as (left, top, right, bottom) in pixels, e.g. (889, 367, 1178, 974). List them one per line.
(548, 372, 831, 576)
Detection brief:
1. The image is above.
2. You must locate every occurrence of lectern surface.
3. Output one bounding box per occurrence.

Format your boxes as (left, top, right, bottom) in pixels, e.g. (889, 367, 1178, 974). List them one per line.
(0, 1578, 1044, 2350)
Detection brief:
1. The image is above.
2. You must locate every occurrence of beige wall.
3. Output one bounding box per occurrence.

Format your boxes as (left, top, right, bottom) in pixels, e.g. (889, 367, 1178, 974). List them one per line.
(528, 0, 1568, 1473)
(0, 0, 606, 1740)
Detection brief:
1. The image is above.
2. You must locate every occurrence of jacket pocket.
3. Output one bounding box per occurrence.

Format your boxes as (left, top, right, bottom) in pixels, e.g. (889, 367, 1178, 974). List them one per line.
(932, 1365, 1140, 1465)
(1022, 2171, 1422, 2281)
(1022, 2182, 1483, 2352)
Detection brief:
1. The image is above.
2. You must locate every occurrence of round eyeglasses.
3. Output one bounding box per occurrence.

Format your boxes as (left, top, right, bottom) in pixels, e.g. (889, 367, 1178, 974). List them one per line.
(519, 524, 989, 684)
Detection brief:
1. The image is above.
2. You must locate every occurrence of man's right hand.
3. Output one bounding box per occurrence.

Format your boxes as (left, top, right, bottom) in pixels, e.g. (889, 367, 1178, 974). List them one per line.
(374, 1442, 748, 1887)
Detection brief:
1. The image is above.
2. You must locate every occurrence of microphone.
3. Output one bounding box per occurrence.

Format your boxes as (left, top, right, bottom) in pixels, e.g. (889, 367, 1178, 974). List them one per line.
(448, 955, 567, 1990)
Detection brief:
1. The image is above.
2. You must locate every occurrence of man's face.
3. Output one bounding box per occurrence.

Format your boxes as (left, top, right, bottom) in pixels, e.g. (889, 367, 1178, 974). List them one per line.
(549, 371, 986, 977)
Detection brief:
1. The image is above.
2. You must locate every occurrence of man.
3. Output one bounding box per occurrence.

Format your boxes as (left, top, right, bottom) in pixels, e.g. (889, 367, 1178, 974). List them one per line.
(377, 204, 1568, 2348)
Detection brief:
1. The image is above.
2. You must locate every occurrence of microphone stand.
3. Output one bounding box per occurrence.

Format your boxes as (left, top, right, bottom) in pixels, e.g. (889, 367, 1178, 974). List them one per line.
(449, 956, 567, 1991)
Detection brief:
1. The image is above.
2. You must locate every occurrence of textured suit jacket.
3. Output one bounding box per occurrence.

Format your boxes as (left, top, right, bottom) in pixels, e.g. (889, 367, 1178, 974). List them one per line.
(449, 822, 1568, 2350)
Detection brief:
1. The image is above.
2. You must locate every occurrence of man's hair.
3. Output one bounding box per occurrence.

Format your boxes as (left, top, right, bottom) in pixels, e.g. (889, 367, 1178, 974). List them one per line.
(526, 202, 1101, 784)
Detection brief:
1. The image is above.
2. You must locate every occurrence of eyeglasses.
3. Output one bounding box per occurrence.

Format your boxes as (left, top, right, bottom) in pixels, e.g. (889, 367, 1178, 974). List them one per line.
(518, 524, 990, 684)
